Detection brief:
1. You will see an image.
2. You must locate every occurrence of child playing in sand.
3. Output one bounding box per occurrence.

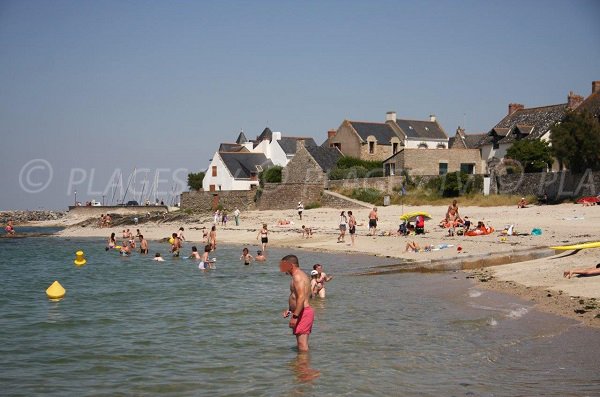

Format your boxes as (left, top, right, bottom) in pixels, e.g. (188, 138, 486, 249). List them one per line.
(301, 225, 313, 238)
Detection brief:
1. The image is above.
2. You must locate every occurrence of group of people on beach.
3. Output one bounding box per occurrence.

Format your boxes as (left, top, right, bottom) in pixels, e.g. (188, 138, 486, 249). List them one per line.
(97, 214, 112, 228)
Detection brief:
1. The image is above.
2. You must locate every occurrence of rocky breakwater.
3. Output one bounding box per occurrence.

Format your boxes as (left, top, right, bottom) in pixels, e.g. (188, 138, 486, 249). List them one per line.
(0, 210, 66, 224)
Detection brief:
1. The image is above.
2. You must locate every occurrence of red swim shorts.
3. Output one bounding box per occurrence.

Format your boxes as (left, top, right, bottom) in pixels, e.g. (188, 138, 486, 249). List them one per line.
(293, 306, 314, 335)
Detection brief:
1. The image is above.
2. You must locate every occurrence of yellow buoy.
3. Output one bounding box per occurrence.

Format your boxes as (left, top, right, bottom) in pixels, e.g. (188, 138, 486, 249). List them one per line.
(168, 237, 175, 245)
(46, 280, 66, 300)
(74, 250, 87, 267)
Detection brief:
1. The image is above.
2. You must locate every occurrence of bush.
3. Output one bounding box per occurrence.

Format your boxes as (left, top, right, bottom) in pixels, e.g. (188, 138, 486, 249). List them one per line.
(328, 166, 368, 180)
(260, 166, 283, 184)
(304, 202, 321, 210)
(427, 172, 483, 197)
(337, 156, 382, 171)
(349, 188, 383, 205)
(187, 172, 205, 191)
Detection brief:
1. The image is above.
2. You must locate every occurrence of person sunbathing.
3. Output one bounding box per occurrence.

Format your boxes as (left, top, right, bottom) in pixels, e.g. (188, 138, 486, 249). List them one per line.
(277, 219, 291, 226)
(517, 197, 527, 208)
(563, 264, 600, 279)
(404, 241, 420, 252)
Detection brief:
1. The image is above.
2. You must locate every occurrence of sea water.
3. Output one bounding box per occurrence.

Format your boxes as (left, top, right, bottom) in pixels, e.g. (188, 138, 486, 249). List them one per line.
(0, 235, 599, 396)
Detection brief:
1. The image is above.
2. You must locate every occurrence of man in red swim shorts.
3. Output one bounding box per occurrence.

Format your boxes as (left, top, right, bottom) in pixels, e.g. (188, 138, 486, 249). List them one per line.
(280, 254, 314, 352)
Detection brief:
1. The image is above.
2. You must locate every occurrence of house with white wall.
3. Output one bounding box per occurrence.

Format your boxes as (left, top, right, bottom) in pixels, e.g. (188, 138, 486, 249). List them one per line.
(202, 152, 273, 191)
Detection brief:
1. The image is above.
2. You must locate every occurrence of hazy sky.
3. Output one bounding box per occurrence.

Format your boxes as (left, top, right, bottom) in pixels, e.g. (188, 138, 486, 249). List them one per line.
(1, 0, 599, 210)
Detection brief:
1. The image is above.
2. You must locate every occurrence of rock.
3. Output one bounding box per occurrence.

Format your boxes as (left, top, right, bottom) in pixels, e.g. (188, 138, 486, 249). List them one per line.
(0, 210, 66, 224)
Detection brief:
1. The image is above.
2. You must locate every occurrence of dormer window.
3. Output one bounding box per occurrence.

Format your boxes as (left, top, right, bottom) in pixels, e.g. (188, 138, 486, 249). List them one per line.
(436, 143, 446, 149)
(418, 142, 428, 149)
(255, 165, 263, 172)
(369, 141, 375, 154)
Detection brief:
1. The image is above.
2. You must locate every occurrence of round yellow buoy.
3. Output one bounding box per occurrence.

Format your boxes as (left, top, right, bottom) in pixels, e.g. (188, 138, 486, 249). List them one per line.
(74, 250, 87, 267)
(168, 237, 175, 245)
(46, 280, 66, 300)
(115, 245, 122, 250)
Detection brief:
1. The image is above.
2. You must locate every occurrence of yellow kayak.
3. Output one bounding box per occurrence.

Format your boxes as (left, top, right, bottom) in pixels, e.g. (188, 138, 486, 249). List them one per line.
(550, 242, 600, 250)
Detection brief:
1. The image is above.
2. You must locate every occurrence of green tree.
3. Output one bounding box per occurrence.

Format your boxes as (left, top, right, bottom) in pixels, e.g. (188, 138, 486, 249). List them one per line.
(260, 165, 283, 184)
(187, 172, 205, 191)
(505, 139, 553, 173)
(551, 111, 600, 172)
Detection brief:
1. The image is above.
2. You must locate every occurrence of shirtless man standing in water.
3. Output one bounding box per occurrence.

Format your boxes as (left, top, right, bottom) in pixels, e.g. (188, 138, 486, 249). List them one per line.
(280, 255, 314, 352)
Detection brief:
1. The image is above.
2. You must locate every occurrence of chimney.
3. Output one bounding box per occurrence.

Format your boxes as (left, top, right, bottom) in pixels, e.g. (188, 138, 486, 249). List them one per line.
(567, 91, 584, 110)
(508, 103, 524, 115)
(593, 81, 600, 94)
(327, 129, 336, 140)
(295, 139, 305, 153)
(429, 114, 436, 122)
(386, 111, 396, 122)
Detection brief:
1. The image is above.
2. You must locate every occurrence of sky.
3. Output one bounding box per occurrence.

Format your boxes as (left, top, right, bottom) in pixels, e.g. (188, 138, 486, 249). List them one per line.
(1, 0, 599, 210)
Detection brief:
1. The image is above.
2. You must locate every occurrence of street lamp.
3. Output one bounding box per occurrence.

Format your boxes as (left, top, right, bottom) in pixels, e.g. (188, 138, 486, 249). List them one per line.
(102, 195, 105, 206)
(74, 190, 77, 206)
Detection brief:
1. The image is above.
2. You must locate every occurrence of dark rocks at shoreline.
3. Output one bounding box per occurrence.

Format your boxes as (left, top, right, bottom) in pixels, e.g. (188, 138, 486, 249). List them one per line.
(0, 210, 66, 224)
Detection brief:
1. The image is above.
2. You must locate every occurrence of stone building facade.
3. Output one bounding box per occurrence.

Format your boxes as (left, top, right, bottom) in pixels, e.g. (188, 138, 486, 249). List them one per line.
(384, 148, 483, 176)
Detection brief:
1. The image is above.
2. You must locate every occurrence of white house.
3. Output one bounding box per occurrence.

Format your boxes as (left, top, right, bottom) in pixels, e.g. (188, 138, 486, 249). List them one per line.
(202, 152, 273, 191)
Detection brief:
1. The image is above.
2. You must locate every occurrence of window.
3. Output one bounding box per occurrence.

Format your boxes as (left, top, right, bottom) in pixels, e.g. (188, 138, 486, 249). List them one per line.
(333, 143, 341, 150)
(439, 163, 448, 175)
(460, 163, 475, 174)
(385, 163, 396, 176)
(436, 143, 446, 149)
(418, 142, 428, 149)
(212, 166, 217, 177)
(392, 142, 398, 154)
(369, 141, 375, 154)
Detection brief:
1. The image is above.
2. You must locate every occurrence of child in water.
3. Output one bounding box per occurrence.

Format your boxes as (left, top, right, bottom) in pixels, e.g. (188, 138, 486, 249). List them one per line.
(240, 247, 253, 265)
(199, 245, 214, 270)
(189, 246, 201, 259)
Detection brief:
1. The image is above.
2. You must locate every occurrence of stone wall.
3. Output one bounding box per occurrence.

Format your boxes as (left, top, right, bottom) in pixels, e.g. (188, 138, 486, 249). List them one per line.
(67, 206, 168, 218)
(1, 210, 66, 224)
(257, 183, 323, 210)
(181, 190, 257, 213)
(327, 176, 404, 193)
(494, 170, 600, 200)
(321, 191, 371, 209)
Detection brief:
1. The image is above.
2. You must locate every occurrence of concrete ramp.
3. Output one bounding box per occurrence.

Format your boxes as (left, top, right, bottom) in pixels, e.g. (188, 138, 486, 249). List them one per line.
(321, 190, 372, 209)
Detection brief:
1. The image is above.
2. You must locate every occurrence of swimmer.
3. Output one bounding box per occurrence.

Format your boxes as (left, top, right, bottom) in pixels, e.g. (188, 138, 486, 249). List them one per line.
(209, 226, 217, 251)
(5, 220, 15, 235)
(199, 244, 214, 270)
(106, 232, 116, 250)
(240, 247, 253, 265)
(255, 250, 267, 262)
(312, 264, 333, 298)
(170, 232, 181, 257)
(120, 241, 131, 256)
(153, 252, 165, 262)
(280, 254, 313, 352)
(310, 270, 322, 298)
(139, 234, 148, 254)
(189, 245, 201, 259)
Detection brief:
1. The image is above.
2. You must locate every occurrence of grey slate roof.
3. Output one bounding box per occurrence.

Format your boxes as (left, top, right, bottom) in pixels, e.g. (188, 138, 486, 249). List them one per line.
(219, 152, 273, 179)
(395, 119, 448, 140)
(218, 143, 245, 153)
(256, 127, 273, 142)
(576, 91, 600, 119)
(452, 132, 487, 149)
(491, 103, 567, 144)
(306, 146, 342, 172)
(278, 137, 317, 155)
(348, 121, 399, 143)
(236, 131, 248, 144)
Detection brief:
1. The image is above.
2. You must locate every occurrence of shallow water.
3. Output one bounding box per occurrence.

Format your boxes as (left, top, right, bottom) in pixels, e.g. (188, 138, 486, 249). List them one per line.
(0, 236, 599, 396)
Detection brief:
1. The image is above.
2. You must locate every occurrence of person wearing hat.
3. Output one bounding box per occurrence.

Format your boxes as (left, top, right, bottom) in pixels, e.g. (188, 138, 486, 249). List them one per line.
(517, 197, 528, 208)
(297, 201, 304, 220)
(310, 270, 322, 298)
(312, 264, 333, 298)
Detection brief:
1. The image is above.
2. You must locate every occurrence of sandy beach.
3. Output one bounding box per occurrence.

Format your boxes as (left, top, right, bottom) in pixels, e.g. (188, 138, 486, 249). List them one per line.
(47, 202, 600, 326)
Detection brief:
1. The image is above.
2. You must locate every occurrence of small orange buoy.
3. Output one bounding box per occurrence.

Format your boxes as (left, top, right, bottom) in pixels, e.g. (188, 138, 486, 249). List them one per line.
(74, 250, 87, 267)
(46, 280, 66, 300)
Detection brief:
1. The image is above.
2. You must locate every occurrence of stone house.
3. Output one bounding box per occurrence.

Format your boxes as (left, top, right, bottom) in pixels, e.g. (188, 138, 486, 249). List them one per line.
(282, 141, 343, 185)
(325, 112, 449, 161)
(480, 81, 600, 172)
(383, 147, 483, 176)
